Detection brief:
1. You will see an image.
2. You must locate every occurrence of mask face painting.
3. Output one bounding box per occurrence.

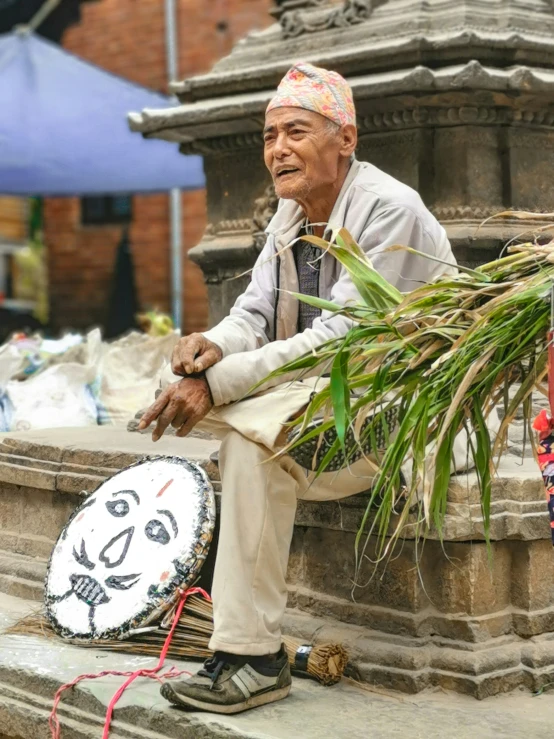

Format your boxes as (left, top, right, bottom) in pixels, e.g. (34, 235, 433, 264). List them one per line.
(45, 456, 215, 640)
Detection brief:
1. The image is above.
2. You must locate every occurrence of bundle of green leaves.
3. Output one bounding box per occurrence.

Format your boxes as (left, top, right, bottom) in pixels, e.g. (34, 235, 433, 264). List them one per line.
(268, 229, 552, 572)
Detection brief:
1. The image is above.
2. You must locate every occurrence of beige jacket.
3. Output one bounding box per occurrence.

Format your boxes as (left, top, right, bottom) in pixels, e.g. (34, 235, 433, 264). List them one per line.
(203, 160, 456, 407)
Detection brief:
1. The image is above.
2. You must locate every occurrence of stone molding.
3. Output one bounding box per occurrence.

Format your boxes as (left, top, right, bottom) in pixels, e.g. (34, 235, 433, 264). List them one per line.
(358, 104, 554, 134)
(204, 218, 253, 239)
(131, 62, 554, 143)
(0, 432, 221, 496)
(431, 206, 517, 221)
(284, 590, 554, 698)
(0, 433, 546, 544)
(175, 102, 554, 157)
(180, 132, 264, 156)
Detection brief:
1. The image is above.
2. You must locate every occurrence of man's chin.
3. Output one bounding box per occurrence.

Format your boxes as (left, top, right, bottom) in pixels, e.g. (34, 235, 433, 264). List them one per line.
(274, 181, 307, 201)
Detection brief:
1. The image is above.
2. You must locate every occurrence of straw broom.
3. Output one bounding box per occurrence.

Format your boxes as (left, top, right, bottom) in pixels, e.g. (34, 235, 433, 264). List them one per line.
(282, 635, 348, 686)
(263, 230, 554, 574)
(7, 595, 348, 686)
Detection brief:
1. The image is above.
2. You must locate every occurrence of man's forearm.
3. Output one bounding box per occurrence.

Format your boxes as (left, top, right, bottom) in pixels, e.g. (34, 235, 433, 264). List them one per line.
(202, 313, 269, 359)
(205, 313, 352, 406)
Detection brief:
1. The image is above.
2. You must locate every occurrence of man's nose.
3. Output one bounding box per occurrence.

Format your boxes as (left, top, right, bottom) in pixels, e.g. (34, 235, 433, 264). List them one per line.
(273, 132, 290, 159)
(99, 526, 134, 569)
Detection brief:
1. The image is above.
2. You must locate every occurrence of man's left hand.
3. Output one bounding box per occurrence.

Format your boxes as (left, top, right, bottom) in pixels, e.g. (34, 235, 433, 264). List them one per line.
(138, 375, 213, 442)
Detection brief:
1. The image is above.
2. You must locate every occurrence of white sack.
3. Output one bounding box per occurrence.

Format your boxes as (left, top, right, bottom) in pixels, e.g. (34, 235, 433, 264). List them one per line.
(96, 331, 179, 426)
(5, 362, 98, 432)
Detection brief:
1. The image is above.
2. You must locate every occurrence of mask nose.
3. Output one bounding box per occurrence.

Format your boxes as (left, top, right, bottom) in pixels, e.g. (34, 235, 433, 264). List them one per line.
(99, 526, 134, 569)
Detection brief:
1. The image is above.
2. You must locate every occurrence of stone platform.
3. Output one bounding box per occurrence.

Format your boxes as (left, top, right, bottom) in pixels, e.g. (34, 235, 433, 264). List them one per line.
(0, 592, 551, 739)
(0, 428, 553, 699)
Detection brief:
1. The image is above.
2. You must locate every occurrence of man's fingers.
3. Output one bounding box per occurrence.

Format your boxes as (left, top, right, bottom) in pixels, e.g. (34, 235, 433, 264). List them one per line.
(194, 346, 220, 373)
(176, 416, 197, 438)
(152, 401, 178, 442)
(172, 336, 199, 375)
(181, 336, 203, 375)
(138, 390, 170, 430)
(171, 410, 187, 429)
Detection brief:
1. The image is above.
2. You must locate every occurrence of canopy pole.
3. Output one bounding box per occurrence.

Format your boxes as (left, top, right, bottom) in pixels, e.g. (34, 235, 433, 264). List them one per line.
(28, 0, 62, 31)
(165, 0, 183, 332)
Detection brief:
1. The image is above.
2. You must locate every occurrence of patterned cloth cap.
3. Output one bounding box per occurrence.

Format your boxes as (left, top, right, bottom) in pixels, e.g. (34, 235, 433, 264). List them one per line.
(266, 62, 356, 128)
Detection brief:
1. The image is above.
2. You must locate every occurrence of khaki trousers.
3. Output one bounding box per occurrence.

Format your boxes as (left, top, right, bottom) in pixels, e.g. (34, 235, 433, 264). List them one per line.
(196, 380, 377, 656)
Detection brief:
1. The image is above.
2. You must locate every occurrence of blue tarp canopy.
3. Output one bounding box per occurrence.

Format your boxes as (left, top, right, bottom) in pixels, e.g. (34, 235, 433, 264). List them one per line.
(0, 31, 204, 195)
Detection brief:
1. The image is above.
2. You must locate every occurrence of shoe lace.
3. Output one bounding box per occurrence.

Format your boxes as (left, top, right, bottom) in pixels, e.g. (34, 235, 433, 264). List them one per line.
(198, 655, 231, 690)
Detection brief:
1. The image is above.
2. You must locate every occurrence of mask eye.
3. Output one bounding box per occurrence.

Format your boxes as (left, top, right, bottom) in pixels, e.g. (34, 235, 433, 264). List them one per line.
(106, 499, 129, 517)
(145, 519, 170, 545)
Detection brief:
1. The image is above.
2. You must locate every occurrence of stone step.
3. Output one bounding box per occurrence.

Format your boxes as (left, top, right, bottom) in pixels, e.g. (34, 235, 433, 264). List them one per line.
(0, 550, 46, 602)
(0, 592, 551, 739)
(0, 573, 43, 603)
(0, 550, 46, 583)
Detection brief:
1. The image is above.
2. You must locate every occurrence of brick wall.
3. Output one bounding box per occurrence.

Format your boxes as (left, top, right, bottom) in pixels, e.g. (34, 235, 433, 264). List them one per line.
(0, 198, 26, 242)
(44, 0, 272, 335)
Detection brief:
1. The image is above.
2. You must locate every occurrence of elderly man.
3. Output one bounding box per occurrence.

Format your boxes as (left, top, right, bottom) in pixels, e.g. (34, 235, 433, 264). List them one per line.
(139, 63, 455, 714)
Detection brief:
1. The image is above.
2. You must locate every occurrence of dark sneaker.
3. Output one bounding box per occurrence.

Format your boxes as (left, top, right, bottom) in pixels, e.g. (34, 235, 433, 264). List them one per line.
(160, 646, 291, 714)
(287, 405, 399, 471)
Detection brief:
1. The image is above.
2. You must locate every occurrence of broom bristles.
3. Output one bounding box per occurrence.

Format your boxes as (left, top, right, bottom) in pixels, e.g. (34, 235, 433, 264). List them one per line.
(283, 635, 348, 686)
(7, 601, 349, 686)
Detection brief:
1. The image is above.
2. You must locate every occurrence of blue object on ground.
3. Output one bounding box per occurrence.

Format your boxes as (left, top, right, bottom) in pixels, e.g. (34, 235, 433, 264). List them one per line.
(0, 31, 204, 195)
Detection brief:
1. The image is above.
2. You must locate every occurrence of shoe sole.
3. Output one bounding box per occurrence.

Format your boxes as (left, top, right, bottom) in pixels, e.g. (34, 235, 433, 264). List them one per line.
(287, 405, 399, 472)
(161, 682, 291, 714)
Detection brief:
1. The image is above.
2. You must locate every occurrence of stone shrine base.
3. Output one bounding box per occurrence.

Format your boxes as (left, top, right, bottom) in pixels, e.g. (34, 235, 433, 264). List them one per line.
(0, 428, 552, 701)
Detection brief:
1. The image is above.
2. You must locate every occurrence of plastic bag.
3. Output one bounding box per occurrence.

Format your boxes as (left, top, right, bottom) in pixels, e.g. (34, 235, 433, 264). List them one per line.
(4, 362, 99, 432)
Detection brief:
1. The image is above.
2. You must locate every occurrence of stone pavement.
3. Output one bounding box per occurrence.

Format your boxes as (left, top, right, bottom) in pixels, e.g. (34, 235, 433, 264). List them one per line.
(0, 593, 550, 739)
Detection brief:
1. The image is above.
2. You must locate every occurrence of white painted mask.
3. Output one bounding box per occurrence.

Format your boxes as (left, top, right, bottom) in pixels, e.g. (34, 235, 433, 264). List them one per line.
(45, 457, 215, 640)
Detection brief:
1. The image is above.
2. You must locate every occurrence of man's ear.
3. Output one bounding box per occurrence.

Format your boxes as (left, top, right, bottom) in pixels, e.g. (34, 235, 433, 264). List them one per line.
(340, 124, 357, 158)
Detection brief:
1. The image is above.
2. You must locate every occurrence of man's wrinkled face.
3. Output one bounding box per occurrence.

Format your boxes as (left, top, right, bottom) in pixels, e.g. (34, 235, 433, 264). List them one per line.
(263, 108, 346, 201)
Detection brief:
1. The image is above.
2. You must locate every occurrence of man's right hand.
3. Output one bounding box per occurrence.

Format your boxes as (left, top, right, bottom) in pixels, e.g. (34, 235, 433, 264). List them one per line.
(171, 333, 223, 376)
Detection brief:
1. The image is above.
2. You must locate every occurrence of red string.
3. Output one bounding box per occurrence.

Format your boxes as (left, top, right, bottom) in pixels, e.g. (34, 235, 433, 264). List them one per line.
(49, 586, 212, 739)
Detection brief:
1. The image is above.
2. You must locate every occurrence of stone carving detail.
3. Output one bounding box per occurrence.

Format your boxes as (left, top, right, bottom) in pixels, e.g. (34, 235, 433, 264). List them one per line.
(202, 186, 277, 252)
(281, 0, 376, 39)
(251, 185, 279, 253)
(271, 0, 325, 20)
(181, 132, 264, 156)
(431, 206, 510, 221)
(357, 105, 554, 134)
(204, 219, 253, 240)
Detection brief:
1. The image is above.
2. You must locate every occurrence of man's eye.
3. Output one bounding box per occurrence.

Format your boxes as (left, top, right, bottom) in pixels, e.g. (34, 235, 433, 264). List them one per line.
(106, 500, 129, 517)
(145, 519, 170, 545)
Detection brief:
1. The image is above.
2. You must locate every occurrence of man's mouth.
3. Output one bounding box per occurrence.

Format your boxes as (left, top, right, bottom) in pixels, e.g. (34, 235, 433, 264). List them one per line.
(70, 574, 110, 607)
(275, 167, 300, 179)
